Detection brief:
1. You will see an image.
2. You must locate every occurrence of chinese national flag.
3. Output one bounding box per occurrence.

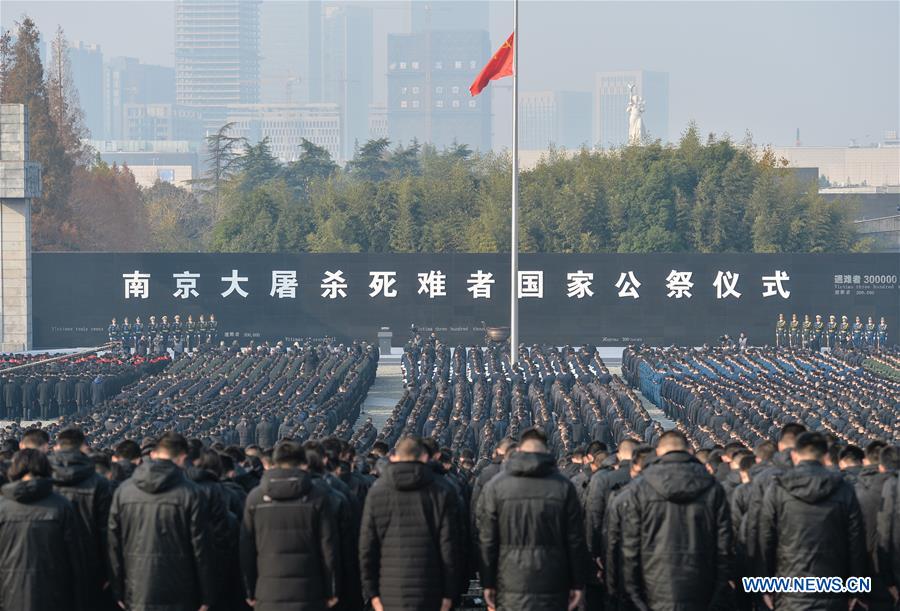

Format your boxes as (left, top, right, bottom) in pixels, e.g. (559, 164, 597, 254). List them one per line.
(469, 32, 514, 96)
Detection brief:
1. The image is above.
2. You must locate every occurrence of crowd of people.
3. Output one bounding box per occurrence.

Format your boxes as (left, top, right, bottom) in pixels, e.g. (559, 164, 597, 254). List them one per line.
(0, 336, 897, 611)
(107, 313, 219, 355)
(623, 344, 900, 447)
(775, 313, 889, 350)
(0, 352, 170, 421)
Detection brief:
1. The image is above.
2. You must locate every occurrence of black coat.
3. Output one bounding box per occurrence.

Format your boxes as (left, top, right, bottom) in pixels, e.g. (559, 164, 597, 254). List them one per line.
(477, 451, 589, 611)
(877, 474, 900, 593)
(584, 462, 631, 557)
(50, 450, 113, 605)
(240, 468, 339, 611)
(620, 451, 733, 611)
(854, 466, 895, 608)
(760, 460, 867, 611)
(0, 478, 87, 611)
(359, 461, 459, 610)
(108, 460, 215, 611)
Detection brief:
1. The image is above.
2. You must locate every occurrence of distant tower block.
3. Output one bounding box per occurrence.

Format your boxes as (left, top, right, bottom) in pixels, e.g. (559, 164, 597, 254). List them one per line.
(0, 104, 41, 351)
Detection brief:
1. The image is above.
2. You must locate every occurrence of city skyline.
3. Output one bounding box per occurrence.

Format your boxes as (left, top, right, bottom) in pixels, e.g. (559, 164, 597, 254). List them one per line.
(3, 0, 898, 150)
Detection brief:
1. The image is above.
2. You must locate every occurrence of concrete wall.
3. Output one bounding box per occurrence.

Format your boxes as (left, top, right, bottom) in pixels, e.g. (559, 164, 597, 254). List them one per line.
(856, 215, 900, 253)
(0, 104, 37, 352)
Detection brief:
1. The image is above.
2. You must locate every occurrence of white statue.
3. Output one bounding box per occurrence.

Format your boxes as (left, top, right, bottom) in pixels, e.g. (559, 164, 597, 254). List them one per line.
(626, 83, 645, 144)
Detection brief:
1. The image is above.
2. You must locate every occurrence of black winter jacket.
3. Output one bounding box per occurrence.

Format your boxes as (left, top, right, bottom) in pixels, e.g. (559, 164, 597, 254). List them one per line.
(477, 451, 589, 611)
(585, 462, 631, 557)
(108, 459, 216, 611)
(240, 468, 339, 611)
(854, 466, 895, 609)
(51, 449, 114, 604)
(760, 460, 867, 611)
(620, 451, 733, 611)
(0, 478, 87, 611)
(359, 460, 459, 610)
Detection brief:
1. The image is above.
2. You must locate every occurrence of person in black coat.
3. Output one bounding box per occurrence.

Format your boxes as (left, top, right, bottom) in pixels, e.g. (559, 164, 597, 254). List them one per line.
(0, 449, 87, 611)
(240, 441, 340, 611)
(359, 435, 458, 611)
(50, 428, 113, 609)
(853, 442, 895, 611)
(760, 432, 868, 611)
(620, 431, 733, 611)
(108, 432, 215, 611)
(477, 427, 589, 611)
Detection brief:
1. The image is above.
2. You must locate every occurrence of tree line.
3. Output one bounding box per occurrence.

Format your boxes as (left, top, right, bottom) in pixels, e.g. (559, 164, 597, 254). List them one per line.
(1, 16, 865, 254)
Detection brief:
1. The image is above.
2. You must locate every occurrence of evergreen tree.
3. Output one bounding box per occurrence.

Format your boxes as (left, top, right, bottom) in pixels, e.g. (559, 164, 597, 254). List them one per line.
(0, 18, 77, 249)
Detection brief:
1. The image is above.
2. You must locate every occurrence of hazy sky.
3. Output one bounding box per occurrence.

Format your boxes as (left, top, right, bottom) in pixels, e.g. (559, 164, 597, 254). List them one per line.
(3, 0, 897, 148)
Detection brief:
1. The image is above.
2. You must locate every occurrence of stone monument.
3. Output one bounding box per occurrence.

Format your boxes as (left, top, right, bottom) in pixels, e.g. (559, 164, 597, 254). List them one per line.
(0, 104, 41, 352)
(626, 83, 646, 145)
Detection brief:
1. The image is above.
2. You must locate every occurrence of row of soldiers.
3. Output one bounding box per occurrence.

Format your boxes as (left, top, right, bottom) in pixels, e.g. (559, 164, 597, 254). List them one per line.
(775, 313, 888, 350)
(108, 313, 218, 354)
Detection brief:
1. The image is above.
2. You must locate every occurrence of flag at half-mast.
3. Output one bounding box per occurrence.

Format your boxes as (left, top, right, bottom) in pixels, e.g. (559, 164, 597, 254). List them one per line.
(469, 32, 514, 96)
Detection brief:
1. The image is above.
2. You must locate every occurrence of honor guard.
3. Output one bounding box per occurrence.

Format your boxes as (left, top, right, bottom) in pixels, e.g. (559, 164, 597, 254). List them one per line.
(801, 314, 813, 349)
(852, 316, 864, 348)
(878, 317, 888, 349)
(812, 315, 825, 352)
(197, 315, 208, 349)
(789, 314, 801, 348)
(208, 314, 218, 345)
(776, 313, 788, 348)
(826, 315, 838, 349)
(121, 317, 132, 355)
(865, 316, 876, 346)
(839, 315, 850, 348)
(159, 315, 171, 350)
(107, 318, 120, 345)
(172, 314, 184, 354)
(185, 315, 196, 352)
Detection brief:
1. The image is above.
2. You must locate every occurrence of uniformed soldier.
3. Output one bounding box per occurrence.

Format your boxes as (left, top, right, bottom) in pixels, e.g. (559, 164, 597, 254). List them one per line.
(121, 317, 132, 355)
(839, 315, 850, 348)
(197, 315, 207, 350)
(852, 316, 864, 348)
(172, 314, 184, 354)
(147, 315, 158, 350)
(878, 317, 888, 349)
(208, 314, 218, 345)
(108, 318, 120, 345)
(801, 314, 813, 349)
(812, 314, 825, 352)
(185, 315, 196, 352)
(133, 316, 144, 344)
(865, 316, 876, 346)
(159, 315, 171, 351)
(776, 313, 788, 348)
(826, 315, 838, 349)
(789, 314, 801, 348)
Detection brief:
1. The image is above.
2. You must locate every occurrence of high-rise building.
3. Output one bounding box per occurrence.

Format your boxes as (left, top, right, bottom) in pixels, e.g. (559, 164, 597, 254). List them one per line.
(259, 0, 322, 104)
(368, 105, 388, 140)
(175, 0, 261, 133)
(67, 42, 104, 139)
(322, 3, 373, 159)
(593, 70, 669, 148)
(387, 29, 491, 152)
(225, 103, 342, 162)
(520, 91, 593, 150)
(123, 103, 204, 142)
(103, 57, 176, 140)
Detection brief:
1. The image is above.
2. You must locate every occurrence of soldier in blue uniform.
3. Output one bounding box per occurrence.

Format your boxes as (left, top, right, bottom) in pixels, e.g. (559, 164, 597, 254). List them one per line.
(839, 315, 850, 348)
(878, 317, 888, 349)
(197, 315, 207, 349)
(107, 318, 120, 346)
(147, 315, 158, 347)
(171, 314, 184, 354)
(185, 315, 196, 352)
(121, 317, 132, 355)
(159, 315, 171, 352)
(133, 316, 144, 343)
(826, 315, 838, 349)
(208, 314, 218, 345)
(789, 313, 801, 348)
(852, 316, 864, 348)
(865, 316, 876, 347)
(776, 313, 788, 348)
(801, 314, 813, 349)
(812, 314, 825, 352)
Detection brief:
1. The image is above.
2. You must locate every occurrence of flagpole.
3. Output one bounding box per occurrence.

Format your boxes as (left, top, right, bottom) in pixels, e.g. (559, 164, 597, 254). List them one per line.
(510, 0, 519, 367)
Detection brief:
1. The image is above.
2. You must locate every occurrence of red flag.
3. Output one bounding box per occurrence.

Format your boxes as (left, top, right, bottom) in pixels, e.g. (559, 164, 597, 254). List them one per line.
(469, 32, 514, 96)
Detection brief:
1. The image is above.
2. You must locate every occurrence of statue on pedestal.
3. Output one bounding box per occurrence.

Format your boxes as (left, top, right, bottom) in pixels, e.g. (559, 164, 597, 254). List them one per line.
(626, 83, 646, 145)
